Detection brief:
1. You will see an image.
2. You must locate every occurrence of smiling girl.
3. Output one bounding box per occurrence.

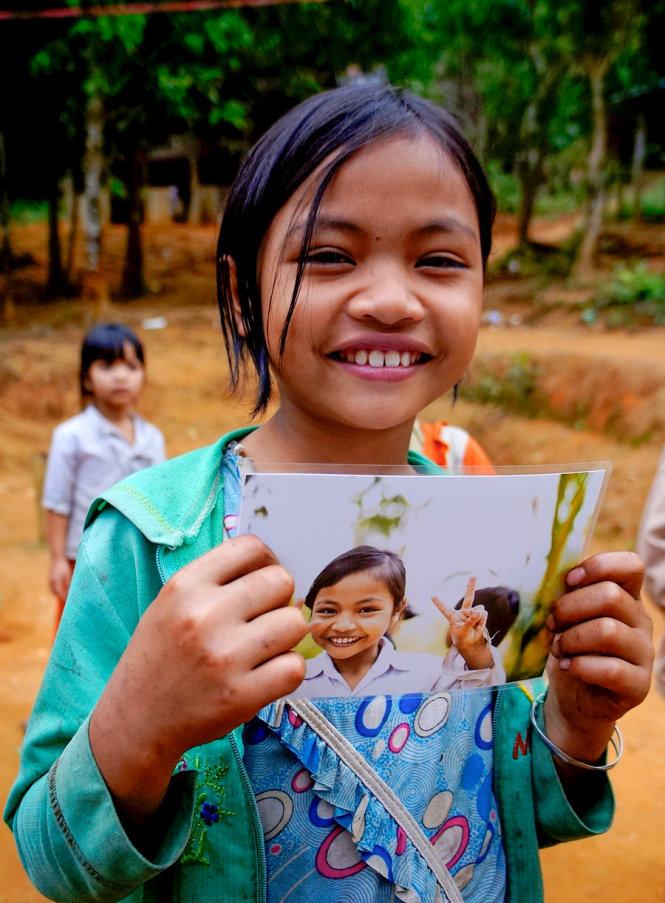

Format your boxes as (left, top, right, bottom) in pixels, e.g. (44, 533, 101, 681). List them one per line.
(6, 84, 653, 903)
(300, 546, 504, 697)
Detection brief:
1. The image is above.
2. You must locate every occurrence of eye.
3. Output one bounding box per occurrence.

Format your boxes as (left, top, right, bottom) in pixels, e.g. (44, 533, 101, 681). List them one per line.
(359, 606, 380, 614)
(303, 248, 354, 266)
(314, 606, 336, 616)
(416, 254, 467, 270)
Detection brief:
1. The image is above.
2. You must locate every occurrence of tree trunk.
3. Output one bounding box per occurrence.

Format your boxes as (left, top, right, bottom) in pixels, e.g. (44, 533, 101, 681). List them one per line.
(120, 143, 148, 299)
(63, 171, 81, 280)
(516, 152, 543, 248)
(0, 129, 13, 272)
(631, 113, 647, 222)
(81, 92, 109, 310)
(45, 180, 69, 297)
(574, 57, 610, 276)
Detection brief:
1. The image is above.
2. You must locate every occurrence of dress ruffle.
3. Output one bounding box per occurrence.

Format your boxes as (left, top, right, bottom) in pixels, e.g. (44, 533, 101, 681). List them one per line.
(256, 697, 452, 903)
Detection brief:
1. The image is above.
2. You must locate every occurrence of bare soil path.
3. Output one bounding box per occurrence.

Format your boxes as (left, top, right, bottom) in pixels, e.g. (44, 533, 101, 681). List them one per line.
(1, 219, 664, 902)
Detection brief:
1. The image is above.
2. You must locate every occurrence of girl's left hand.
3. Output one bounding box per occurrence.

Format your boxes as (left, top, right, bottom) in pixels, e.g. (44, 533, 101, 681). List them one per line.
(544, 551, 654, 763)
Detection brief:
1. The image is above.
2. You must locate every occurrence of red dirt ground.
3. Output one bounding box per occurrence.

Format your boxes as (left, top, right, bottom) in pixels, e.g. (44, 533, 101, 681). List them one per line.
(1, 217, 664, 902)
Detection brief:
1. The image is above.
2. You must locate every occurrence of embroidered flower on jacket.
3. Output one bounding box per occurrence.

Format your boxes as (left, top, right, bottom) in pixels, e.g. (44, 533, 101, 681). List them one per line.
(200, 801, 220, 826)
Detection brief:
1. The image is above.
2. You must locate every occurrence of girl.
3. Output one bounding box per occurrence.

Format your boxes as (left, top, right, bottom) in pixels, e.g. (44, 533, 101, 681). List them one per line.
(299, 546, 505, 697)
(41, 322, 165, 628)
(6, 85, 653, 903)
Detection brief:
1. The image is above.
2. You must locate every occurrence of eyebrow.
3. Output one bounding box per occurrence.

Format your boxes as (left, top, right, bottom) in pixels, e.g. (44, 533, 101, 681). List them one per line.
(315, 595, 387, 606)
(417, 217, 478, 241)
(287, 215, 477, 242)
(286, 216, 362, 240)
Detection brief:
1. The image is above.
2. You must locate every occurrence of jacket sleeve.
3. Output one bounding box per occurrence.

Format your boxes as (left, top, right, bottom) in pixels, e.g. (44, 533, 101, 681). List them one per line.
(529, 688, 615, 846)
(636, 446, 665, 611)
(494, 680, 614, 903)
(4, 509, 197, 902)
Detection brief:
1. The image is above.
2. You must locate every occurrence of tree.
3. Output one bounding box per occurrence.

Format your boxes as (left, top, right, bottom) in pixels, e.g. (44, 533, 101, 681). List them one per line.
(571, 1, 644, 275)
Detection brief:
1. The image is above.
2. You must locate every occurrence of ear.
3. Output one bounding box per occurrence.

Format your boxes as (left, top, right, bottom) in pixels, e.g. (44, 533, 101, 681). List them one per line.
(226, 255, 247, 338)
(390, 597, 407, 629)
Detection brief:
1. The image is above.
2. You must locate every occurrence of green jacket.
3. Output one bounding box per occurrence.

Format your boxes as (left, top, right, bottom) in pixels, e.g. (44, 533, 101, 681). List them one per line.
(5, 427, 613, 903)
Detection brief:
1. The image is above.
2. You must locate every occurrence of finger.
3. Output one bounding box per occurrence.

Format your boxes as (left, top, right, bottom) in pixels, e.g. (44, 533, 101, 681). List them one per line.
(461, 576, 477, 610)
(243, 652, 307, 710)
(554, 654, 651, 701)
(552, 618, 653, 668)
(178, 534, 279, 589)
(243, 606, 309, 667)
(548, 581, 651, 633)
(218, 564, 296, 622)
(566, 551, 644, 601)
(432, 596, 455, 623)
(293, 598, 305, 610)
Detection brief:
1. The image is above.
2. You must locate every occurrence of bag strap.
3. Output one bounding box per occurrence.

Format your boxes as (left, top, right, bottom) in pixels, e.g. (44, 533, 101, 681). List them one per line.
(287, 698, 464, 903)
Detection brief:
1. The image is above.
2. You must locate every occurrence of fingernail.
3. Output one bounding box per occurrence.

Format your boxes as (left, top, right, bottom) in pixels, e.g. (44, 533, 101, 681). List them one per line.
(559, 657, 571, 670)
(545, 614, 555, 631)
(566, 567, 585, 587)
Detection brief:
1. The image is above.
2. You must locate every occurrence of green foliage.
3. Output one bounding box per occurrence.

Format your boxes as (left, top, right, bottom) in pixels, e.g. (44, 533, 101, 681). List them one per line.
(581, 262, 665, 327)
(9, 199, 48, 224)
(618, 178, 665, 224)
(486, 162, 520, 213)
(461, 353, 539, 413)
(599, 262, 665, 305)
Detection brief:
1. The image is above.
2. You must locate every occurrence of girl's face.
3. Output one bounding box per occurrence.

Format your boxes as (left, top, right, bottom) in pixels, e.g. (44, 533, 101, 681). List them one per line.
(258, 133, 484, 434)
(309, 570, 403, 662)
(84, 342, 144, 414)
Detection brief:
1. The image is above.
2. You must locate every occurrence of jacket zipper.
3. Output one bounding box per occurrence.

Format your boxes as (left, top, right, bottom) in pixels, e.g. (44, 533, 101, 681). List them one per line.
(229, 730, 267, 903)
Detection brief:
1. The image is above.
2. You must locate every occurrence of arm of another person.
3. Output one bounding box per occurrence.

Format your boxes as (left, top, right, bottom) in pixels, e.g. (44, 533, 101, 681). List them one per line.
(637, 449, 665, 610)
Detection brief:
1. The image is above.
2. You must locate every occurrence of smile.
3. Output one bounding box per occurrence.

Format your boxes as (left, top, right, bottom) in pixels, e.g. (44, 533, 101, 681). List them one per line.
(325, 636, 363, 646)
(337, 349, 422, 368)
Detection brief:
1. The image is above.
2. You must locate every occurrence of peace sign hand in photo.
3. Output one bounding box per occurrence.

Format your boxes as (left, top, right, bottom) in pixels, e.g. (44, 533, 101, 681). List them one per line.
(432, 576, 495, 670)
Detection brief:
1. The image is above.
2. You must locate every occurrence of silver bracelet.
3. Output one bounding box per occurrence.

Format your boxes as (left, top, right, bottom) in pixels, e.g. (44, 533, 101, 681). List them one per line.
(529, 692, 623, 772)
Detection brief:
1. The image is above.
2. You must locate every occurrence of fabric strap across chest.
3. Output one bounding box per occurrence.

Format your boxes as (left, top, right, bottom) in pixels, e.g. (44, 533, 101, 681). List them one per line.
(286, 698, 464, 903)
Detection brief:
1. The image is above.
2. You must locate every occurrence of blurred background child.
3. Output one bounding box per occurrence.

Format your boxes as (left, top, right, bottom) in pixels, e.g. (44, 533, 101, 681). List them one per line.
(42, 322, 165, 629)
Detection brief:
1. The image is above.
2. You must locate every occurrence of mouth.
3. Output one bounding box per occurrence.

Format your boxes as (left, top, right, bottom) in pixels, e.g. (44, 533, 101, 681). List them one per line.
(330, 349, 426, 369)
(324, 636, 363, 646)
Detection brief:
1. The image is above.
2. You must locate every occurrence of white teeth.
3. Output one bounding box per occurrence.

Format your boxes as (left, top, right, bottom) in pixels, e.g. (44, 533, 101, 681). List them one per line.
(343, 349, 420, 367)
(329, 637, 360, 645)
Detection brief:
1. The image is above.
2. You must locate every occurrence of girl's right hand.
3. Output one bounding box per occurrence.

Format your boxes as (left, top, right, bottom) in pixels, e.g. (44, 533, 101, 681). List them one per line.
(89, 535, 308, 825)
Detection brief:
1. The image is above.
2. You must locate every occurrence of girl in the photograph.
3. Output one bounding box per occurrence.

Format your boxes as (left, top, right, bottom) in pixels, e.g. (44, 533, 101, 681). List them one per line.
(6, 84, 653, 903)
(300, 545, 505, 696)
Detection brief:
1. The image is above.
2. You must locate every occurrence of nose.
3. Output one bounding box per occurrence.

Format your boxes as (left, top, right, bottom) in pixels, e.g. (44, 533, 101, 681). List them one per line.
(333, 614, 356, 632)
(346, 259, 425, 326)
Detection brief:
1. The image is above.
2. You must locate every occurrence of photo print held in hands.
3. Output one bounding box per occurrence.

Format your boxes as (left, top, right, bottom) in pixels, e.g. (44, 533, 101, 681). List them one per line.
(238, 467, 608, 699)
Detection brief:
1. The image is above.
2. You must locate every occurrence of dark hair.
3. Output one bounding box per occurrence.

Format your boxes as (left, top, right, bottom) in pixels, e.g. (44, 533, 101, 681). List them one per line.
(80, 322, 145, 398)
(217, 83, 496, 416)
(305, 545, 406, 611)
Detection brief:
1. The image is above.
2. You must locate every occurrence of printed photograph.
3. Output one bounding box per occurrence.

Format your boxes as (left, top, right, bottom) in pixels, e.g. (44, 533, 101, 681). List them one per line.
(238, 468, 608, 698)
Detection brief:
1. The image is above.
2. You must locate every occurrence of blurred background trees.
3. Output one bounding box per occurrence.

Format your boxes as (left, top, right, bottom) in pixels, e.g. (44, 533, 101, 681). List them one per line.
(0, 0, 663, 301)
